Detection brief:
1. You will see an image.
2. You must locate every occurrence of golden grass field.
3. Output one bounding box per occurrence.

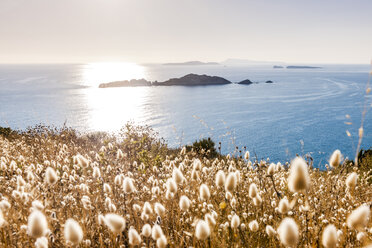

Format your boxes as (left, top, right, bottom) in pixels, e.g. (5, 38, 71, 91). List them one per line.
(0, 125, 371, 247)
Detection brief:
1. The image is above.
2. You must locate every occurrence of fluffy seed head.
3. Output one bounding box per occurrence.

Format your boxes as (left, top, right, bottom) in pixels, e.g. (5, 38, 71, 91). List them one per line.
(356, 232, 366, 242)
(123, 177, 135, 193)
(193, 159, 202, 170)
(116, 149, 124, 159)
(288, 157, 310, 193)
(253, 194, 262, 206)
(199, 184, 210, 201)
(244, 151, 250, 160)
(98, 214, 105, 225)
(191, 169, 199, 180)
(152, 224, 163, 240)
(92, 167, 101, 178)
(64, 218, 83, 244)
(225, 172, 237, 192)
(156, 235, 168, 248)
(277, 217, 299, 247)
(103, 183, 112, 193)
(180, 146, 186, 155)
(215, 170, 226, 188)
(172, 167, 184, 184)
(114, 175, 122, 185)
(76, 154, 89, 168)
(347, 205, 370, 231)
(329, 150, 342, 168)
(205, 213, 216, 226)
(0, 200, 10, 212)
(322, 224, 338, 248)
(231, 214, 240, 229)
(104, 214, 126, 234)
(17, 175, 26, 187)
(249, 220, 259, 232)
(45, 167, 58, 185)
(249, 183, 258, 199)
(195, 220, 210, 240)
(0, 210, 5, 228)
(345, 172, 358, 189)
(267, 163, 276, 176)
(128, 228, 141, 246)
(35, 237, 48, 248)
(179, 195, 191, 211)
(154, 203, 166, 216)
(143, 202, 153, 215)
(166, 178, 177, 194)
(266, 225, 276, 237)
(27, 210, 48, 238)
(32, 200, 44, 211)
(278, 197, 290, 214)
(142, 224, 152, 237)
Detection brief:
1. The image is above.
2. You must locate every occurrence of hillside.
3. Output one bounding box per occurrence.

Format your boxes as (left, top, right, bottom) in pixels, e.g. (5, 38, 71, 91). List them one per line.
(0, 125, 370, 247)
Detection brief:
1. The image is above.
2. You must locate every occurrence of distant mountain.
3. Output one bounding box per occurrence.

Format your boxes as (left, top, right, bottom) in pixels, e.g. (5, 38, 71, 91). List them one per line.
(222, 58, 285, 66)
(163, 61, 219, 66)
(286, 65, 322, 69)
(99, 74, 273, 88)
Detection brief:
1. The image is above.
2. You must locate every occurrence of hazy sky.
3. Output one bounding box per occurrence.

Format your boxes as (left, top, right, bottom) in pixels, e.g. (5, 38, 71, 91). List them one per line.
(0, 0, 371, 64)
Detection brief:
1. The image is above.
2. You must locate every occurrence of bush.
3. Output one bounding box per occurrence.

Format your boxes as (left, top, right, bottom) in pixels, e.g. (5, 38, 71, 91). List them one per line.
(0, 126, 14, 137)
(118, 122, 170, 168)
(186, 137, 218, 158)
(357, 148, 372, 169)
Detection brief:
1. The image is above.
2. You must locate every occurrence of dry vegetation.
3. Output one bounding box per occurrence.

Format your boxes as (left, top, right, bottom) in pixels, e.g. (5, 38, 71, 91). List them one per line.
(0, 125, 371, 247)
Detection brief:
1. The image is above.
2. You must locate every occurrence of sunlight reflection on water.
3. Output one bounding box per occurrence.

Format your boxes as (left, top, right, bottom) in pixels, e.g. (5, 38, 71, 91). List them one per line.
(83, 87, 150, 131)
(79, 62, 149, 131)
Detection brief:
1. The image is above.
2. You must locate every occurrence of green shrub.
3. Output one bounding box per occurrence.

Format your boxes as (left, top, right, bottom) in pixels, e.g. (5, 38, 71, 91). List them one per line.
(0, 126, 14, 138)
(118, 122, 169, 168)
(186, 137, 218, 158)
(357, 149, 372, 183)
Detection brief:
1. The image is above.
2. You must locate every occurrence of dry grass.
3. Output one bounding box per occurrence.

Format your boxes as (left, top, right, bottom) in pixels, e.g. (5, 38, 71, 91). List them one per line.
(0, 126, 371, 247)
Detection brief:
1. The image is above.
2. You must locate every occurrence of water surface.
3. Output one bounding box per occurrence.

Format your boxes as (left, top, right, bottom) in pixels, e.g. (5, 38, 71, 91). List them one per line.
(0, 63, 371, 167)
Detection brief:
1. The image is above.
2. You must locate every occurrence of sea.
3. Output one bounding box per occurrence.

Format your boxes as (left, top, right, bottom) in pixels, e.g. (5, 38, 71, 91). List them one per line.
(0, 63, 371, 168)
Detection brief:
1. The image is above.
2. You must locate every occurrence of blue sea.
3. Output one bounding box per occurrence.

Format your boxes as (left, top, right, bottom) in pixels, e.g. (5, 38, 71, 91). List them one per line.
(0, 63, 371, 168)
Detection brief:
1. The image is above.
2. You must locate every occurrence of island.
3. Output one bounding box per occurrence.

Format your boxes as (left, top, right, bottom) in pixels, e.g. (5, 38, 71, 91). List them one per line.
(98, 74, 273, 88)
(99, 74, 230, 88)
(163, 61, 219, 66)
(237, 79, 254, 85)
(273, 65, 284, 69)
(99, 79, 151, 88)
(158, 73, 230, 86)
(286, 66, 322, 69)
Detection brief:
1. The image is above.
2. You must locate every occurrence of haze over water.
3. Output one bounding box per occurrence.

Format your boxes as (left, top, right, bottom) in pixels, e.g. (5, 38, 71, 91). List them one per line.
(0, 63, 370, 167)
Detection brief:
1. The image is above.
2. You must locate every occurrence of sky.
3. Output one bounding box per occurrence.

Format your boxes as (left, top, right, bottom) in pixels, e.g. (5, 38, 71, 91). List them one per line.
(0, 0, 371, 64)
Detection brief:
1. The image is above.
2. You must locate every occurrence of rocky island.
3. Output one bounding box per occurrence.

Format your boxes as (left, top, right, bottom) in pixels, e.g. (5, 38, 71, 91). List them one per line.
(237, 79, 254, 85)
(163, 61, 219, 66)
(98, 74, 273, 88)
(99, 79, 151, 88)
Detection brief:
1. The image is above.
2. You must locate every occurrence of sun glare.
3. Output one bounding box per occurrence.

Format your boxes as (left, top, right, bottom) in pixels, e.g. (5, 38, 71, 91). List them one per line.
(84, 86, 149, 131)
(82, 62, 146, 87)
(80, 62, 149, 132)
